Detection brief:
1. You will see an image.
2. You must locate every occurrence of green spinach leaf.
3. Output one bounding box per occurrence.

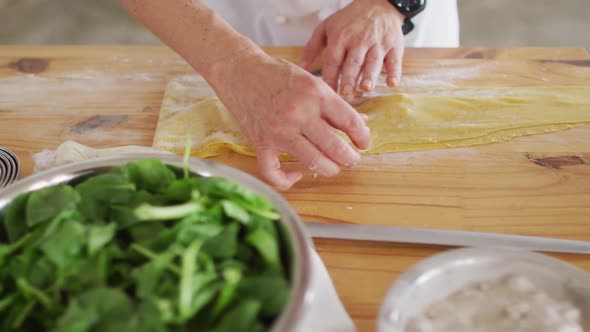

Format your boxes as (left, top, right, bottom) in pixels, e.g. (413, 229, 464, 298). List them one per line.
(76, 172, 135, 221)
(55, 287, 134, 332)
(238, 274, 290, 317)
(246, 228, 281, 273)
(2, 192, 29, 242)
(210, 299, 262, 332)
(40, 219, 86, 269)
(128, 159, 176, 193)
(26, 186, 80, 227)
(87, 223, 116, 256)
(202, 223, 239, 259)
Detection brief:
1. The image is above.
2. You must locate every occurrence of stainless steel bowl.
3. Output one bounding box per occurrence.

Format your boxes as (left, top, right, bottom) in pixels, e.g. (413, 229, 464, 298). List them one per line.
(0, 154, 314, 331)
(378, 247, 590, 331)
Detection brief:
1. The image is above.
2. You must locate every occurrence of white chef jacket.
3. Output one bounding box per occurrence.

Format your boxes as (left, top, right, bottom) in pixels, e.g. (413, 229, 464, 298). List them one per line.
(204, 0, 459, 47)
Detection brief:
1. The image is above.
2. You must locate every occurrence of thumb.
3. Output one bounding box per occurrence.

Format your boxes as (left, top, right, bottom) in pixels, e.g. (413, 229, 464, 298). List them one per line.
(257, 147, 302, 191)
(301, 21, 327, 70)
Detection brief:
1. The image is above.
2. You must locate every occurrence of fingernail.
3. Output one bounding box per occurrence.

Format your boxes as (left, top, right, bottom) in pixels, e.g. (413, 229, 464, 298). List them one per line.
(361, 79, 372, 91)
(342, 85, 353, 97)
(360, 113, 369, 121)
(387, 77, 394, 87)
(287, 171, 303, 183)
(347, 152, 361, 168)
(300, 59, 308, 69)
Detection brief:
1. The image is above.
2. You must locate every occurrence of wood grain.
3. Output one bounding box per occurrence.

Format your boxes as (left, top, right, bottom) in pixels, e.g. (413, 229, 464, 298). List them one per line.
(0, 46, 589, 332)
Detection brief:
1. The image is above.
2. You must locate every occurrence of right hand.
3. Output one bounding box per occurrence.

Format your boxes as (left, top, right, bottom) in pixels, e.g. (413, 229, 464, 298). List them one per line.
(208, 53, 371, 190)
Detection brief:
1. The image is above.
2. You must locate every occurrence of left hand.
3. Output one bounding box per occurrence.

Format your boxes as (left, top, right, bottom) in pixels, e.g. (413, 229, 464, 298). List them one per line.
(300, 0, 406, 97)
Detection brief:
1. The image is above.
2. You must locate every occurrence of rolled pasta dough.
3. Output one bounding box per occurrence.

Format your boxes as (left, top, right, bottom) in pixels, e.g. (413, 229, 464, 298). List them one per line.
(153, 83, 590, 157)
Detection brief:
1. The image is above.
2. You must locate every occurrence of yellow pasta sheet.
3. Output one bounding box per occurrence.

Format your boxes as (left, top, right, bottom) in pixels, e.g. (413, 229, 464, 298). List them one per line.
(153, 78, 590, 157)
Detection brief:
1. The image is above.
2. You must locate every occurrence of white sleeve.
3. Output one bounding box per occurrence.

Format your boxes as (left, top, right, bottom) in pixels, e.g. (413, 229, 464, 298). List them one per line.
(404, 0, 460, 47)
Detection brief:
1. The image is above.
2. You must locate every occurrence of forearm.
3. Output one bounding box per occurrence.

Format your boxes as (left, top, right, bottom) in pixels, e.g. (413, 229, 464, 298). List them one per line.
(119, 0, 265, 80)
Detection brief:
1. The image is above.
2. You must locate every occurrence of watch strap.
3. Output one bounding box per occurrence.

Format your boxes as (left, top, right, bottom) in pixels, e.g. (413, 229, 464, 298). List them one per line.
(401, 18, 414, 35)
(388, 0, 427, 35)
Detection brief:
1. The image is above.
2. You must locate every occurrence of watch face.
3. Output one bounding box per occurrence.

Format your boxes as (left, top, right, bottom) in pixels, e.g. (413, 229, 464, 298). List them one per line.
(398, 0, 426, 12)
(388, 0, 426, 35)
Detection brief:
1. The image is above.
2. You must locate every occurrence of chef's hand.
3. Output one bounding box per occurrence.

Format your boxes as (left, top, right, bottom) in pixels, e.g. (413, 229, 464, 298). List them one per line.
(301, 0, 406, 96)
(209, 53, 370, 190)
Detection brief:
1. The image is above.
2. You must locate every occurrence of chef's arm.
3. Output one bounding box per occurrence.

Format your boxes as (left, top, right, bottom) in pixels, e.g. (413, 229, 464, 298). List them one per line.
(119, 0, 265, 83)
(119, 0, 370, 191)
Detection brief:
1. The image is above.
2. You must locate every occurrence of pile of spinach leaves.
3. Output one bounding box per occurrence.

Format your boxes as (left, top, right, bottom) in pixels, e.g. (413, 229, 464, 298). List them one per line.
(0, 157, 291, 331)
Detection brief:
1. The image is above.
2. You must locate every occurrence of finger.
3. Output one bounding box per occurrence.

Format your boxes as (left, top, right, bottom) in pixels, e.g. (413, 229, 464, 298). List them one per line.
(301, 21, 327, 70)
(360, 45, 384, 92)
(322, 45, 345, 91)
(303, 120, 361, 167)
(284, 136, 340, 177)
(322, 97, 371, 150)
(384, 46, 404, 87)
(257, 147, 302, 190)
(339, 47, 367, 97)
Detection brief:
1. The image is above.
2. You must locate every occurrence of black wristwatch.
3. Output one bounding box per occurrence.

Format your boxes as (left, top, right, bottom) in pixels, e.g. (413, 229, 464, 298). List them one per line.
(386, 0, 427, 35)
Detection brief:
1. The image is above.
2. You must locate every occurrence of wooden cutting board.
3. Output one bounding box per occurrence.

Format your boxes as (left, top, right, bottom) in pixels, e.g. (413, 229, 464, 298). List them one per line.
(0, 46, 589, 331)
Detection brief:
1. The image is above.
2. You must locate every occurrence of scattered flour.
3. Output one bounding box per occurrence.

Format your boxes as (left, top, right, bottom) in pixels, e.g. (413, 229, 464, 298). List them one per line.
(400, 65, 484, 89)
(360, 148, 482, 167)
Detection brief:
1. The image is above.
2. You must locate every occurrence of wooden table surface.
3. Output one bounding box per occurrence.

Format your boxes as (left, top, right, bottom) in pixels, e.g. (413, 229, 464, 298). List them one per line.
(1, 46, 590, 331)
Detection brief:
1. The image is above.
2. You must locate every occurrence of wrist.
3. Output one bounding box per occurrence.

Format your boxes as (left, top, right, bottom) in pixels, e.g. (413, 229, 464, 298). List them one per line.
(355, 0, 405, 26)
(193, 37, 268, 89)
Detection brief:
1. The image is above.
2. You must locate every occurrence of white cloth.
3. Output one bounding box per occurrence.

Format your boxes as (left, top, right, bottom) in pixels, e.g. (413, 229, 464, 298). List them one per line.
(32, 141, 170, 173)
(205, 0, 459, 47)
